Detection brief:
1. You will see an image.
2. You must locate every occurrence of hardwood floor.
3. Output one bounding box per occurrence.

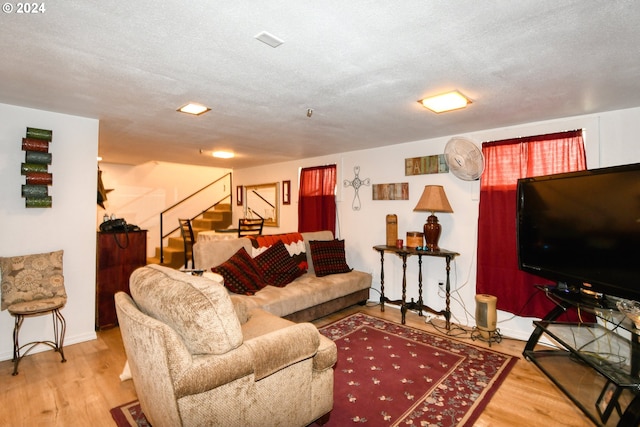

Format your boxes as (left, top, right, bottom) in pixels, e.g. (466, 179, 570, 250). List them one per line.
(0, 304, 593, 427)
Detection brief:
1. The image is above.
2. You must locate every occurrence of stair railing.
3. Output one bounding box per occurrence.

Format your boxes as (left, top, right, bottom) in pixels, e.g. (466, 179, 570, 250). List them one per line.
(159, 172, 232, 263)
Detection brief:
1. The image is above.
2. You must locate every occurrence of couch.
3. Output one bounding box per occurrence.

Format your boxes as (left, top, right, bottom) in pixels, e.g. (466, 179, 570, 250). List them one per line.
(192, 230, 372, 322)
(115, 264, 337, 427)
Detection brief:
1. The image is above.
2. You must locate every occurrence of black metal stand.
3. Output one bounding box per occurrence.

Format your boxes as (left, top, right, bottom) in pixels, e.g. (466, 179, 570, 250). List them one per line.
(471, 327, 503, 347)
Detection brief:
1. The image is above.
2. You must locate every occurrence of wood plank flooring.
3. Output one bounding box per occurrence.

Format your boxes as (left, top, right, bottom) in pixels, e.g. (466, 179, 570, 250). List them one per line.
(0, 304, 593, 426)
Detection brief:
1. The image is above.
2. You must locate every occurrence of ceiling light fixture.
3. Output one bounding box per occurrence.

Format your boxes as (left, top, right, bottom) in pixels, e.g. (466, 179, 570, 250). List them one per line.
(212, 151, 234, 159)
(177, 103, 211, 116)
(418, 90, 471, 113)
(255, 31, 284, 48)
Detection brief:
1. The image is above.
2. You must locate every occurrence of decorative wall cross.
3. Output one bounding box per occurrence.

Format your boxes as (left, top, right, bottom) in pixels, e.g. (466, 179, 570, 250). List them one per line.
(343, 166, 370, 211)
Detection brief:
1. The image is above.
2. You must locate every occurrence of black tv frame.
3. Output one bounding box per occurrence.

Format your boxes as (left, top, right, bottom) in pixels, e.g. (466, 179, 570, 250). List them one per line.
(516, 162, 640, 302)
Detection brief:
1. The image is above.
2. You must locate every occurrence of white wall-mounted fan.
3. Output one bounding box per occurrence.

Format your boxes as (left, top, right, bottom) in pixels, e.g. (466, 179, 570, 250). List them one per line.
(444, 136, 485, 181)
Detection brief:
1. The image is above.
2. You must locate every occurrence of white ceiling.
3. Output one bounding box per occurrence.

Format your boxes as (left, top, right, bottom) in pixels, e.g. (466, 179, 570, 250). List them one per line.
(2, 1, 640, 169)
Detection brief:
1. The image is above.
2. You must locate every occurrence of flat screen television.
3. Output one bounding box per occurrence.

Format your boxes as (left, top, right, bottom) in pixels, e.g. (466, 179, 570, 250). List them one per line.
(516, 162, 640, 301)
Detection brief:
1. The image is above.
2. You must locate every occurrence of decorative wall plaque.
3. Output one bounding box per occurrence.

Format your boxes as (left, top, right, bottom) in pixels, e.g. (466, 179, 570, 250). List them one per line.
(21, 127, 53, 208)
(372, 183, 409, 200)
(405, 154, 449, 176)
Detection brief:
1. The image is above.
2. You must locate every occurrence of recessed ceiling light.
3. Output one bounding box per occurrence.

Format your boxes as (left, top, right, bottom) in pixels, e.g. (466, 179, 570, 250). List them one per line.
(212, 151, 234, 159)
(177, 103, 211, 116)
(255, 31, 284, 48)
(418, 90, 471, 113)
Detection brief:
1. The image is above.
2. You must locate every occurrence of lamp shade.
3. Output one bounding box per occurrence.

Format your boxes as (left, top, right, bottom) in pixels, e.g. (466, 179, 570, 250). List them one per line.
(414, 185, 453, 251)
(413, 185, 453, 214)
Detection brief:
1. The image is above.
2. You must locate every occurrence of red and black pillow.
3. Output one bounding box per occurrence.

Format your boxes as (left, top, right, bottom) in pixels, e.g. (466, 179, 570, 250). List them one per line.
(211, 247, 267, 295)
(247, 233, 308, 273)
(309, 239, 352, 277)
(254, 240, 305, 287)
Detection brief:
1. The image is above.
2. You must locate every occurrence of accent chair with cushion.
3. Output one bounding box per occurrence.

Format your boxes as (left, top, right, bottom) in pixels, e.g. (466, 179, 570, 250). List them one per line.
(0, 250, 67, 376)
(115, 264, 337, 427)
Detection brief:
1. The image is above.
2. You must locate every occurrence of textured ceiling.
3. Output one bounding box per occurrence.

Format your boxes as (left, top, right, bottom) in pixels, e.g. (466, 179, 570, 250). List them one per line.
(1, 1, 640, 168)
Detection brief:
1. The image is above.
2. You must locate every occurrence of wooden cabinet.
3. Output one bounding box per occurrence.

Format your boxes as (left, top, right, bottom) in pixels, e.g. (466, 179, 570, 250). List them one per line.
(96, 230, 147, 330)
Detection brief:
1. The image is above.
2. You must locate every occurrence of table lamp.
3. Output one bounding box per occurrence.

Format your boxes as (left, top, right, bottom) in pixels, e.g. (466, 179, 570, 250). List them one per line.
(413, 185, 453, 251)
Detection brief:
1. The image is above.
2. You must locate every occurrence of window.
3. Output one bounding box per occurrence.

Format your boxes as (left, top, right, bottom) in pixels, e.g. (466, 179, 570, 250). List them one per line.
(298, 165, 337, 233)
(476, 130, 586, 318)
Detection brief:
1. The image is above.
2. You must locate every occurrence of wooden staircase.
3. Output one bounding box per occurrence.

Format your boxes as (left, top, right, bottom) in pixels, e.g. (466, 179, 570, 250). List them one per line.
(147, 204, 233, 269)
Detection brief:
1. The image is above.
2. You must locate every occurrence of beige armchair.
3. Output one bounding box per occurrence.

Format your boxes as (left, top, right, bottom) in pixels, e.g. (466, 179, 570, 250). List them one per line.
(115, 265, 336, 427)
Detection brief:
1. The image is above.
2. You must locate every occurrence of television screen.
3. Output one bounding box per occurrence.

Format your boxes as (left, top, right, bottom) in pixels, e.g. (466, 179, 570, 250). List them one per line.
(517, 163, 640, 301)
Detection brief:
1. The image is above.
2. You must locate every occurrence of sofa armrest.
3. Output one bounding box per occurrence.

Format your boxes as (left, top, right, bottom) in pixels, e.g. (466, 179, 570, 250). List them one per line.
(244, 322, 320, 380)
(313, 335, 337, 372)
(172, 345, 254, 398)
(175, 319, 324, 396)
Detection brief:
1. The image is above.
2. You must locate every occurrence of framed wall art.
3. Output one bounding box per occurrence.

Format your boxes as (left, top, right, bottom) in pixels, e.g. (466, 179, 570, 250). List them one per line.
(244, 182, 279, 226)
(282, 180, 291, 205)
(236, 185, 243, 206)
(405, 154, 449, 176)
(372, 183, 409, 200)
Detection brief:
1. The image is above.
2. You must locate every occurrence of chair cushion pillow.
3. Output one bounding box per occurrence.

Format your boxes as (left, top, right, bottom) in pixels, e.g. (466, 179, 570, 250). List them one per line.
(309, 239, 353, 277)
(130, 265, 243, 355)
(253, 240, 305, 287)
(212, 247, 266, 295)
(0, 249, 66, 311)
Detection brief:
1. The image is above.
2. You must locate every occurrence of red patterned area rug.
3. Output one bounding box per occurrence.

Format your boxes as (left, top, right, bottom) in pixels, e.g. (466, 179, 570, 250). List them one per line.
(110, 400, 150, 427)
(315, 312, 516, 426)
(110, 312, 516, 427)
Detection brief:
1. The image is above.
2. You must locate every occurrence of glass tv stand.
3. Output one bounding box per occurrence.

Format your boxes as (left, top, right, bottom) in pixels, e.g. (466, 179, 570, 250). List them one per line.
(523, 286, 640, 426)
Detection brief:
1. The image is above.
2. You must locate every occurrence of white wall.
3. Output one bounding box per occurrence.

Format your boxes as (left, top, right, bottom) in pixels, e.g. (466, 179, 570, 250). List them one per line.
(0, 103, 99, 361)
(97, 162, 232, 257)
(2, 102, 636, 363)
(234, 106, 640, 341)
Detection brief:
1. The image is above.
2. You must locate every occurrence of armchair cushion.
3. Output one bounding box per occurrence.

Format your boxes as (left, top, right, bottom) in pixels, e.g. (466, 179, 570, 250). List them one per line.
(0, 249, 66, 311)
(130, 265, 243, 355)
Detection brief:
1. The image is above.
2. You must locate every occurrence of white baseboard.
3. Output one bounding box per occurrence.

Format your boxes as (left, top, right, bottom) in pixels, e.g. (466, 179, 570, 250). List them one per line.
(0, 330, 97, 363)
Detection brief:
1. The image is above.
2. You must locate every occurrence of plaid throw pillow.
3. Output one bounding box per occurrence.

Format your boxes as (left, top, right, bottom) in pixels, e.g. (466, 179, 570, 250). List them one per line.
(309, 239, 352, 277)
(212, 248, 266, 295)
(254, 240, 305, 287)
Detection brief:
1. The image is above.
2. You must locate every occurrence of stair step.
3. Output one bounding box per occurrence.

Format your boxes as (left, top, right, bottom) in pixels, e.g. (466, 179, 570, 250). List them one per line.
(149, 246, 188, 269)
(202, 211, 232, 223)
(153, 245, 182, 259)
(150, 203, 233, 271)
(193, 218, 224, 229)
(146, 257, 185, 269)
(167, 236, 185, 249)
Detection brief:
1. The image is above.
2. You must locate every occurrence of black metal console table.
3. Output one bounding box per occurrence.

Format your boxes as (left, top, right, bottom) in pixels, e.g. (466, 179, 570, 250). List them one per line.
(373, 245, 458, 330)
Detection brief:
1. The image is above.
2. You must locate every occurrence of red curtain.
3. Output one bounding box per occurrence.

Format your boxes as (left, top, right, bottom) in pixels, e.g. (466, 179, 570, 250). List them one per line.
(298, 165, 337, 233)
(476, 130, 586, 318)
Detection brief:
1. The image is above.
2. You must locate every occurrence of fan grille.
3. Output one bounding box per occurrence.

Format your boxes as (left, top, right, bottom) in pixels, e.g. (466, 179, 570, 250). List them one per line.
(444, 137, 484, 180)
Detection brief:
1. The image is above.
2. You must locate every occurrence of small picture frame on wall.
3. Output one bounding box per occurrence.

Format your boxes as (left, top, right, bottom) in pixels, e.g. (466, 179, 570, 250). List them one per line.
(282, 180, 291, 205)
(236, 185, 243, 206)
